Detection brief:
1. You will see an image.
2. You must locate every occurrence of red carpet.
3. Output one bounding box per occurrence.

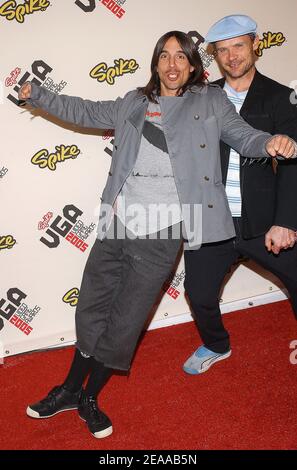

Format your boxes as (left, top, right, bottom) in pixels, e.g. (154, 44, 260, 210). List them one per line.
(1, 300, 297, 450)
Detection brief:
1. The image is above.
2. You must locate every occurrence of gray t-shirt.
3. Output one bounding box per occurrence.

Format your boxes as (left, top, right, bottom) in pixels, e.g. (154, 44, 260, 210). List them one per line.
(116, 99, 182, 235)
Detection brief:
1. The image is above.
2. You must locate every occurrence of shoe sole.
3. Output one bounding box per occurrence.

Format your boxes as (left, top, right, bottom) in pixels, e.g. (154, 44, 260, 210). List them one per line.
(183, 350, 232, 375)
(79, 415, 113, 438)
(26, 405, 78, 419)
(93, 426, 113, 439)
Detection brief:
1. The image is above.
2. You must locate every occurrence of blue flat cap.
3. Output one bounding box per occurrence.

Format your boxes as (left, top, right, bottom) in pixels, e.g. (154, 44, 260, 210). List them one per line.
(205, 14, 257, 43)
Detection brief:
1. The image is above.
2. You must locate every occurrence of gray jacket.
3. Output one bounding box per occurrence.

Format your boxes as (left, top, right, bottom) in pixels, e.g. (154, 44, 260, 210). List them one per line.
(27, 83, 271, 247)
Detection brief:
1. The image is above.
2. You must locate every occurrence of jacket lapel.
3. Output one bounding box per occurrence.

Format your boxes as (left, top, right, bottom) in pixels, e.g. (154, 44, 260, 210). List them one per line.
(127, 96, 148, 134)
(214, 70, 267, 184)
(215, 77, 230, 183)
(239, 70, 265, 120)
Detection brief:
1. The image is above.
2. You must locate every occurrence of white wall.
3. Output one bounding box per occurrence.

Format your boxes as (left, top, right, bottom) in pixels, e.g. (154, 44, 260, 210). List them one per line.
(1, 0, 296, 358)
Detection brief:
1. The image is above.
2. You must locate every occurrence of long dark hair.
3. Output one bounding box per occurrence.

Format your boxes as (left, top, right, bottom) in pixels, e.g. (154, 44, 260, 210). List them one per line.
(139, 30, 205, 102)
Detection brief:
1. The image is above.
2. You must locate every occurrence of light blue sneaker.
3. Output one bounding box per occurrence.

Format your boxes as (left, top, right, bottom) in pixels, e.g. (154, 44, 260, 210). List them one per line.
(183, 345, 231, 375)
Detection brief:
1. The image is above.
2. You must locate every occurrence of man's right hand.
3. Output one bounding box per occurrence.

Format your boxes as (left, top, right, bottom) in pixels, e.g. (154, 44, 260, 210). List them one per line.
(265, 225, 296, 255)
(265, 135, 297, 159)
(18, 82, 31, 100)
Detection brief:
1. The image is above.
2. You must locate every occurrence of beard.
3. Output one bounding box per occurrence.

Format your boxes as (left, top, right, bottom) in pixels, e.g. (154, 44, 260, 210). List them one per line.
(223, 58, 255, 79)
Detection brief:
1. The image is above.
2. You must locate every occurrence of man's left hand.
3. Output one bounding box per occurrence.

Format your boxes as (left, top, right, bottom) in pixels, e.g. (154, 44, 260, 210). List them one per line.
(265, 135, 296, 159)
(265, 225, 297, 254)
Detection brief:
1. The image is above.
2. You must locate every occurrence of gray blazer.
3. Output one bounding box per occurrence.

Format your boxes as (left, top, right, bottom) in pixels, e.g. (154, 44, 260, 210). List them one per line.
(27, 83, 271, 247)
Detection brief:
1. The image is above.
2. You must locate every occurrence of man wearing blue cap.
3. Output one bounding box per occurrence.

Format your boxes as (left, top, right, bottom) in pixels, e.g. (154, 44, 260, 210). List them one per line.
(183, 14, 297, 374)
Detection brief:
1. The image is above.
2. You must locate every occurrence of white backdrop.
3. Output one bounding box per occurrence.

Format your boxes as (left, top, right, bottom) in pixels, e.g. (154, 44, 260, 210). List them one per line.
(1, 0, 296, 359)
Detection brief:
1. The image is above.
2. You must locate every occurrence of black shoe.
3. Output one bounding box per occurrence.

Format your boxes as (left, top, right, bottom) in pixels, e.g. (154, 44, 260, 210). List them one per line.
(26, 385, 82, 419)
(78, 393, 113, 438)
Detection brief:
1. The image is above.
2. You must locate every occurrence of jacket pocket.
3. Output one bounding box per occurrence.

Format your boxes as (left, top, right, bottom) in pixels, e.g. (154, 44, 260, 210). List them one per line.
(202, 115, 219, 135)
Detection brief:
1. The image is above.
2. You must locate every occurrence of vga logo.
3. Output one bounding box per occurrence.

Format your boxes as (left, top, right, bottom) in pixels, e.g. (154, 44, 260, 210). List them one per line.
(75, 0, 126, 18)
(75, 0, 96, 12)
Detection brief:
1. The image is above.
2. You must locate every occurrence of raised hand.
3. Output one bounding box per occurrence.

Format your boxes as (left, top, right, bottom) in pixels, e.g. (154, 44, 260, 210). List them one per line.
(18, 82, 32, 100)
(265, 135, 296, 159)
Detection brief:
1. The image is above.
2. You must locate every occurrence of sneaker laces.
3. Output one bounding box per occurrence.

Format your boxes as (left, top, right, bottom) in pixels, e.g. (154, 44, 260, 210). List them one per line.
(39, 386, 62, 406)
(88, 398, 99, 413)
(86, 397, 106, 423)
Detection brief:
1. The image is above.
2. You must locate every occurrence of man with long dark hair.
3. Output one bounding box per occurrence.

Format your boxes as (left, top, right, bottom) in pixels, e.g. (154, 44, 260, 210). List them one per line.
(19, 30, 295, 439)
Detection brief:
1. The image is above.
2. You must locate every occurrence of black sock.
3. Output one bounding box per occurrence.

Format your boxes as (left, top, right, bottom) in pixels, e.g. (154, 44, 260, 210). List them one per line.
(84, 358, 113, 399)
(63, 348, 92, 393)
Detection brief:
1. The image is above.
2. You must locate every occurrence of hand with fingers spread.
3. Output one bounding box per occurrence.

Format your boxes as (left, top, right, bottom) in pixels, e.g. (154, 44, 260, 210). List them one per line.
(265, 225, 297, 255)
(266, 135, 297, 159)
(18, 82, 32, 101)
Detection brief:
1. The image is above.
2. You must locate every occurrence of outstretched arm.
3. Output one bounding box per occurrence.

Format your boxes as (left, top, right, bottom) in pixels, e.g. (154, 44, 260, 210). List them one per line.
(219, 88, 296, 159)
(19, 82, 122, 129)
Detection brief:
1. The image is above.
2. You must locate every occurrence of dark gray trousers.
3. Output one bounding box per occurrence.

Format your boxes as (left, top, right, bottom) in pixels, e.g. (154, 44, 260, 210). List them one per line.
(75, 219, 182, 370)
(184, 218, 297, 354)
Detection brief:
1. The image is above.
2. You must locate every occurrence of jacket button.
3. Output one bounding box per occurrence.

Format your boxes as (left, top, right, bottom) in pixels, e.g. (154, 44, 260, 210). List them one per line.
(204, 176, 209, 181)
(114, 145, 118, 150)
(208, 204, 213, 208)
(108, 171, 112, 176)
(200, 144, 206, 148)
(194, 114, 200, 120)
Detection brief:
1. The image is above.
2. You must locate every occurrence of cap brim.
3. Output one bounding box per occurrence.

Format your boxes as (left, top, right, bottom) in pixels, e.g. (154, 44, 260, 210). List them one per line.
(205, 30, 256, 43)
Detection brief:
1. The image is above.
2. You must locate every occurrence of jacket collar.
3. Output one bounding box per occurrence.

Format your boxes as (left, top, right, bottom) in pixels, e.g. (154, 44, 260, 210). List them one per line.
(214, 69, 266, 118)
(126, 84, 207, 132)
